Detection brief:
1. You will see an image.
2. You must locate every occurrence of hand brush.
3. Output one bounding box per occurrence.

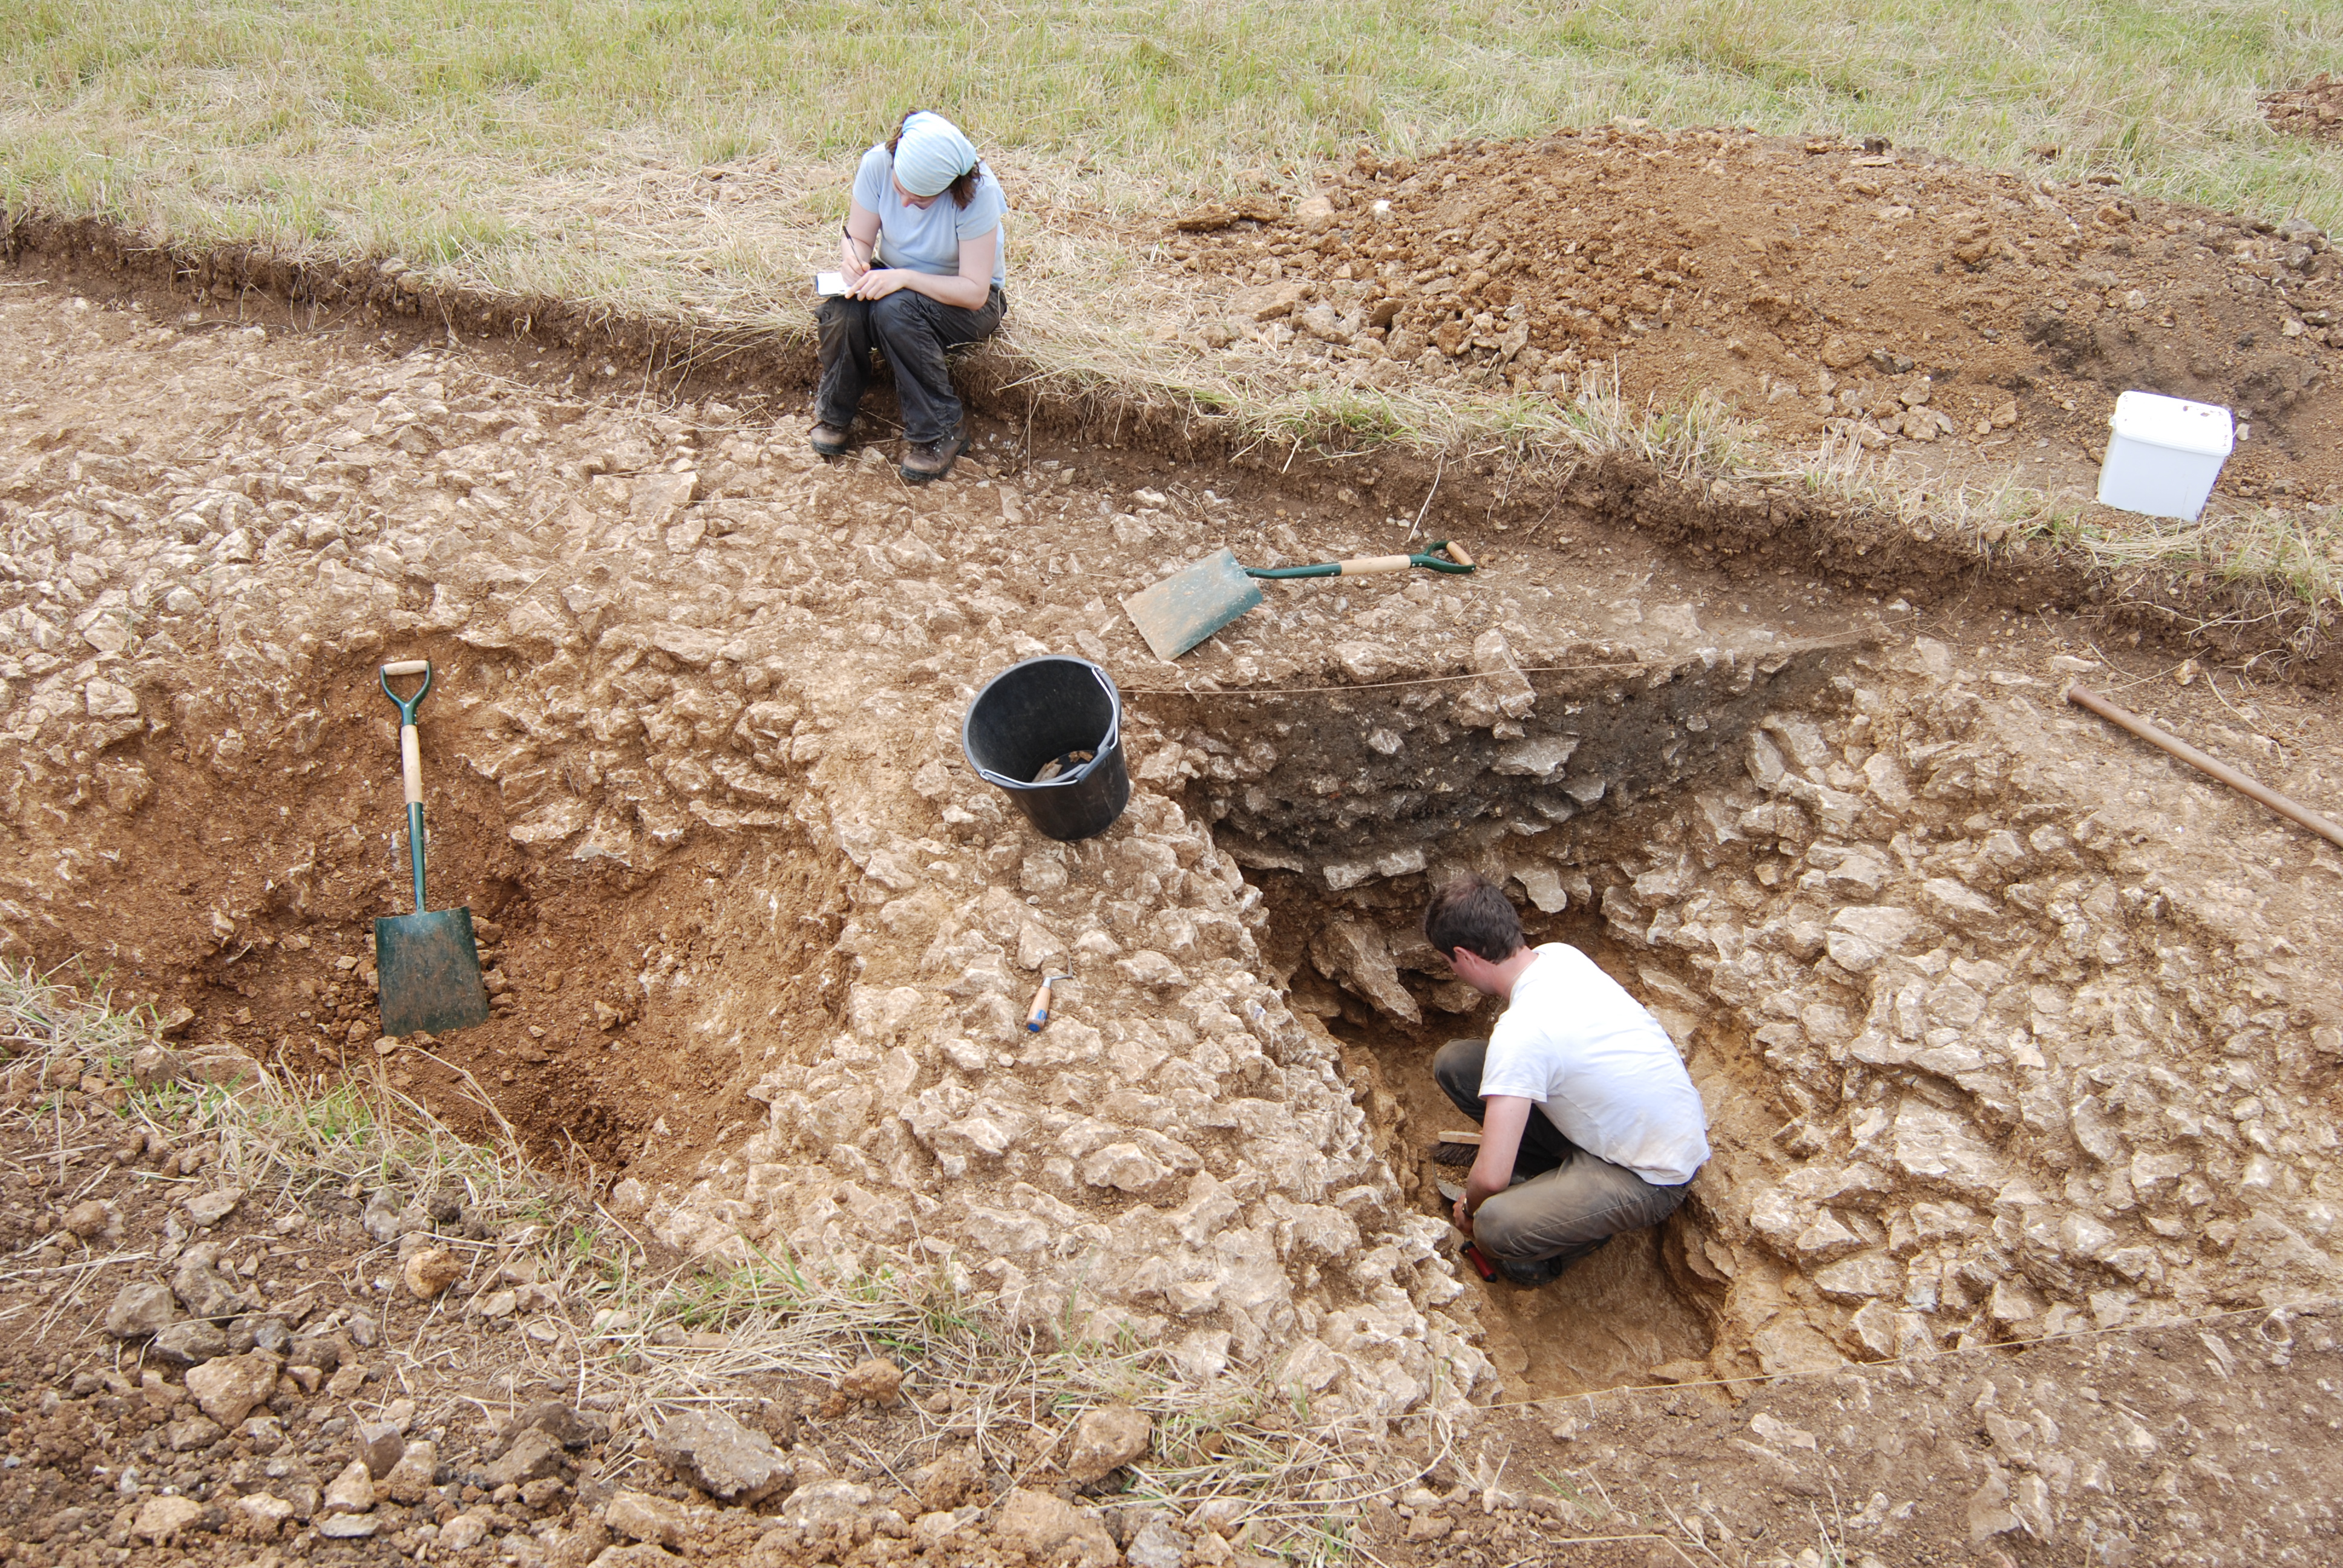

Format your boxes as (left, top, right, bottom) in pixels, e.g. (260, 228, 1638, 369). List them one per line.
(1430, 1129, 1482, 1166)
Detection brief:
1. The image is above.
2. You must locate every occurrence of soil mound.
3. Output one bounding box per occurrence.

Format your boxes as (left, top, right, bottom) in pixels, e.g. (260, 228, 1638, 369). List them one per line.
(2265, 75, 2343, 144)
(1168, 126, 2341, 500)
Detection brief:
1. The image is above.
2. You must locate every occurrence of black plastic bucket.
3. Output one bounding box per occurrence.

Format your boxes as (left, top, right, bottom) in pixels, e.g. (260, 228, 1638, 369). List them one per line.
(962, 657, 1131, 841)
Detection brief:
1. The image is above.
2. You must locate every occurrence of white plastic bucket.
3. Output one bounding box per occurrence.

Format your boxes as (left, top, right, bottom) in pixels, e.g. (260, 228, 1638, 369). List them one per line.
(2096, 391, 2233, 522)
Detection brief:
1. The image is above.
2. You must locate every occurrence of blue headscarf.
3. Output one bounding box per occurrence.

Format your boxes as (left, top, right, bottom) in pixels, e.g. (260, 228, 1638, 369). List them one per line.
(893, 111, 980, 198)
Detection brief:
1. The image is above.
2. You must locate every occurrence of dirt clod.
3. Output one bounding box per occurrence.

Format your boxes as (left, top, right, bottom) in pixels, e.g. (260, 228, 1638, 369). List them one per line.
(402, 1244, 464, 1299)
(839, 1355, 905, 1405)
(992, 1488, 1119, 1567)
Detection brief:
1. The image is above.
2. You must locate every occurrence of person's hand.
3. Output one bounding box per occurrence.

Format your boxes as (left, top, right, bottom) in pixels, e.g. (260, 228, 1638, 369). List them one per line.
(848, 268, 911, 301)
(838, 234, 870, 283)
(1452, 1194, 1475, 1239)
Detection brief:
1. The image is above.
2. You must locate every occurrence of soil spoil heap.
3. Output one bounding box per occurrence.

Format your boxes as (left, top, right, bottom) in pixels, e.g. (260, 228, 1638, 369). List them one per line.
(1165, 125, 2341, 501)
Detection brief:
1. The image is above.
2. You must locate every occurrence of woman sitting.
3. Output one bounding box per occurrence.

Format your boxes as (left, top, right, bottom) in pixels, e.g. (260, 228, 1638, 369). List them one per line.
(813, 109, 1007, 484)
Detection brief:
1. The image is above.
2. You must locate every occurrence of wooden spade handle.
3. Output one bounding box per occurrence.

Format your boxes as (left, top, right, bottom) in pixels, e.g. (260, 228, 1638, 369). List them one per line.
(402, 725, 423, 806)
(382, 659, 430, 676)
(1337, 555, 1414, 575)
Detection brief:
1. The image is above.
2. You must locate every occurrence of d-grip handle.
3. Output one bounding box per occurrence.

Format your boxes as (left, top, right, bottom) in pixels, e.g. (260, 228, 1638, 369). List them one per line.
(381, 660, 435, 913)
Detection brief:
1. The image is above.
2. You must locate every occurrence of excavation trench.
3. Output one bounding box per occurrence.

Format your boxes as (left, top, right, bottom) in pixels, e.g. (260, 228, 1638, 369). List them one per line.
(1146, 644, 1858, 1396)
(14, 641, 856, 1186)
(6, 278, 2338, 1421)
(1149, 621, 2343, 1399)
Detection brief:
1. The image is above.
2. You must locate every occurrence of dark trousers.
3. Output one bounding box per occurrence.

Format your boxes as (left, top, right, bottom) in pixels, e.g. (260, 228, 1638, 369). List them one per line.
(816, 285, 1005, 445)
(1434, 1038, 1689, 1265)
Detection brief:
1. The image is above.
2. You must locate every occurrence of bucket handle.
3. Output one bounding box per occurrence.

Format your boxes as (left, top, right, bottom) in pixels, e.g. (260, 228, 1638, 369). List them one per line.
(972, 662, 1121, 792)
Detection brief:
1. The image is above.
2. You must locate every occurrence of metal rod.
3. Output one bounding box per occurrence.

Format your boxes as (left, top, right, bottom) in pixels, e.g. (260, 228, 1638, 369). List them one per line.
(2064, 682, 2343, 850)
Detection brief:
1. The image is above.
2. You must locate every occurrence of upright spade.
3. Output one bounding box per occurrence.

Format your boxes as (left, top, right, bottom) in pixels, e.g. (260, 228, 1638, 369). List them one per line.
(372, 659, 490, 1039)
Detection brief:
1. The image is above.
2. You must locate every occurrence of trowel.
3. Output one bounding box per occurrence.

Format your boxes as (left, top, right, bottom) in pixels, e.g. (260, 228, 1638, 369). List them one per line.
(373, 659, 491, 1039)
(1121, 541, 1475, 661)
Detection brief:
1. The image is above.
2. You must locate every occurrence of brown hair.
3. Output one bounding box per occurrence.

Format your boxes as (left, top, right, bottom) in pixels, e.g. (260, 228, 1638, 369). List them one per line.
(1422, 875, 1525, 964)
(886, 109, 985, 209)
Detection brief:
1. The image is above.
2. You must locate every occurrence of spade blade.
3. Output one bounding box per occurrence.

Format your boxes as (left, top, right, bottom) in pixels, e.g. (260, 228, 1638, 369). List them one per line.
(1121, 547, 1264, 661)
(375, 907, 491, 1039)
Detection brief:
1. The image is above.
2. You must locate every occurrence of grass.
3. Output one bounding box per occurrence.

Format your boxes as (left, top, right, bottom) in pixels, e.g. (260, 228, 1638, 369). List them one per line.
(2, 2, 2338, 616)
(1795, 430, 2343, 632)
(0, 958, 1461, 1555)
(2, 2, 2338, 330)
(4, 1, 2339, 247)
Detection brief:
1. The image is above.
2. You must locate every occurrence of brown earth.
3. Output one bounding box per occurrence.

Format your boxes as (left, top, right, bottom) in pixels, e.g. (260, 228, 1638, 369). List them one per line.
(1163, 125, 2340, 504)
(2264, 77, 2343, 145)
(4, 127, 2343, 1568)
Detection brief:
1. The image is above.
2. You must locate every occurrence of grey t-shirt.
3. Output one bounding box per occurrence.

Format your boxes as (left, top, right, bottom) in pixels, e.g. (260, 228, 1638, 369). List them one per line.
(853, 145, 1008, 286)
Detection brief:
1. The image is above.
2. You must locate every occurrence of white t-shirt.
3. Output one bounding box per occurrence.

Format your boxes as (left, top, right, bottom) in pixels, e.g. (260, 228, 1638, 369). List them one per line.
(853, 146, 1008, 285)
(1478, 943, 1711, 1186)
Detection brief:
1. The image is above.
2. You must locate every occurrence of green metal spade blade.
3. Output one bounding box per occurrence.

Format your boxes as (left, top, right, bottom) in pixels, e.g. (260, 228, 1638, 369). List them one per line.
(375, 906, 491, 1039)
(1121, 547, 1265, 661)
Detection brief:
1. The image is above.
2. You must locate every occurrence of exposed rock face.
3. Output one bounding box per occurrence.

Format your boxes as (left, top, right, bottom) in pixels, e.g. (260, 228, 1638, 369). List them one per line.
(1222, 632, 2343, 1376)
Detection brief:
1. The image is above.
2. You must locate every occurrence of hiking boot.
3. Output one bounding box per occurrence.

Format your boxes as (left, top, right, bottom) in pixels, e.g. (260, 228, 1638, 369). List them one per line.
(810, 423, 852, 459)
(898, 432, 970, 485)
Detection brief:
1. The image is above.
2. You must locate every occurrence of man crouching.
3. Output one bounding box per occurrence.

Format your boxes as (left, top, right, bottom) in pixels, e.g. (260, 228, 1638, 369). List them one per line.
(1423, 875, 1711, 1286)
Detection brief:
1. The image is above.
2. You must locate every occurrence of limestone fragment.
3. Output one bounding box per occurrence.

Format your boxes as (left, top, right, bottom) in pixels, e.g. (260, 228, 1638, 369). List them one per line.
(172, 1245, 246, 1320)
(105, 1280, 177, 1339)
(652, 1409, 789, 1503)
(1127, 1517, 1190, 1568)
(1824, 906, 1921, 972)
(480, 1426, 569, 1488)
(183, 1187, 243, 1227)
(185, 1352, 281, 1427)
(381, 1440, 439, 1504)
(992, 1488, 1119, 1566)
(234, 1492, 295, 1538)
(1064, 1403, 1151, 1481)
(606, 1489, 706, 1548)
(1308, 919, 1420, 1025)
(151, 1319, 228, 1367)
(131, 1495, 206, 1544)
(780, 1479, 874, 1529)
(324, 1457, 375, 1514)
(439, 1513, 491, 1551)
